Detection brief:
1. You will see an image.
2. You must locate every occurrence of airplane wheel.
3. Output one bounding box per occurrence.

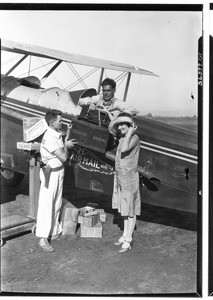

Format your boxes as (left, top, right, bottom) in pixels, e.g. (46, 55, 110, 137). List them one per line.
(31, 224, 36, 234)
(1, 169, 25, 186)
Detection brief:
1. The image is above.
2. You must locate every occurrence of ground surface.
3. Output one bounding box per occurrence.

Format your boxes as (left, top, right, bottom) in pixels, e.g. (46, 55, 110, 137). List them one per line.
(1, 174, 198, 296)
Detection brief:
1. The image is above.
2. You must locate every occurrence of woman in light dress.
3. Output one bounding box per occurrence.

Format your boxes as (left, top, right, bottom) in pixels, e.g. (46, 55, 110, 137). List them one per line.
(108, 112, 141, 253)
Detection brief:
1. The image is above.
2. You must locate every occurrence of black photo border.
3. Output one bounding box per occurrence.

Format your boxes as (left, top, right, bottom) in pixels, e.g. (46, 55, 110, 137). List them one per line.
(0, 2, 203, 297)
(209, 3, 213, 296)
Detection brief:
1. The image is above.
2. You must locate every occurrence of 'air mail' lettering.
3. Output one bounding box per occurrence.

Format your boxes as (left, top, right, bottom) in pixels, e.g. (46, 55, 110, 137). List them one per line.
(68, 146, 114, 175)
(71, 153, 101, 169)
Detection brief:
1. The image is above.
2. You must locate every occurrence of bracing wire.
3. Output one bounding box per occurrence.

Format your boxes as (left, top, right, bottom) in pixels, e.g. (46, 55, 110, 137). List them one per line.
(37, 58, 65, 89)
(66, 67, 99, 90)
(98, 71, 126, 95)
(65, 65, 100, 90)
(16, 57, 64, 89)
(18, 59, 55, 77)
(115, 72, 126, 82)
(66, 63, 88, 89)
(114, 72, 127, 89)
(2, 52, 131, 97)
(2, 54, 22, 66)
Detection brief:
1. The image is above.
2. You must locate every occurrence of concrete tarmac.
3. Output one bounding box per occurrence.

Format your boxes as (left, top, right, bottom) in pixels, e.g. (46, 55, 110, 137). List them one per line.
(1, 174, 198, 295)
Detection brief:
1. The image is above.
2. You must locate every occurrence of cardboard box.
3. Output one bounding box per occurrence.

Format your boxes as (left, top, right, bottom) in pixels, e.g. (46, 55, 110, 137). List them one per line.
(78, 213, 100, 227)
(80, 221, 102, 238)
(62, 220, 78, 236)
(96, 209, 106, 222)
(60, 198, 79, 235)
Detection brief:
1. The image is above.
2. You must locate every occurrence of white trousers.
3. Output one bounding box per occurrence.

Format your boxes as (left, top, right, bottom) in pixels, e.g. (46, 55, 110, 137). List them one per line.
(36, 168, 64, 238)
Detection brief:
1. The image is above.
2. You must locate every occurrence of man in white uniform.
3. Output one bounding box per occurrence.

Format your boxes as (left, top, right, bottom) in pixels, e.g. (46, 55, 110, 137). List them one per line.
(36, 109, 77, 252)
(78, 78, 139, 118)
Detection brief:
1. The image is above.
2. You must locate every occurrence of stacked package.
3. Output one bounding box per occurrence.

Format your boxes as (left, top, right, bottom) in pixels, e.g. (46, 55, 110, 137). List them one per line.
(60, 199, 79, 236)
(78, 206, 106, 238)
(60, 199, 106, 238)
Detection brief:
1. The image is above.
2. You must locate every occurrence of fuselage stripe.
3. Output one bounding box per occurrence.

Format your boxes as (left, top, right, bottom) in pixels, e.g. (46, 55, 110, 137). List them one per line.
(2, 101, 71, 123)
(140, 145, 198, 164)
(2, 102, 45, 118)
(140, 140, 197, 159)
(2, 100, 198, 164)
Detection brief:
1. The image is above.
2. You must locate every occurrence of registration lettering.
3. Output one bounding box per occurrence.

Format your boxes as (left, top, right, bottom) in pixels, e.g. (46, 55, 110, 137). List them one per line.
(93, 136, 107, 143)
(73, 129, 86, 137)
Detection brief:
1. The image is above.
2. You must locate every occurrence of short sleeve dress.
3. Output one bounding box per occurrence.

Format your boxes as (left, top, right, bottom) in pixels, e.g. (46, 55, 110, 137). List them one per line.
(112, 134, 141, 217)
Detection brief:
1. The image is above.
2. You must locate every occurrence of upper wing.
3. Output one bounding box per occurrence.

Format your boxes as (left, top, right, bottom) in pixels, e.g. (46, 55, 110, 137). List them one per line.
(1, 39, 159, 77)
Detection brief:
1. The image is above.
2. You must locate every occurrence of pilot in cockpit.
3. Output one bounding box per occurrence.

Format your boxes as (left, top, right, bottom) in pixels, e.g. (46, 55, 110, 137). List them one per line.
(78, 78, 139, 119)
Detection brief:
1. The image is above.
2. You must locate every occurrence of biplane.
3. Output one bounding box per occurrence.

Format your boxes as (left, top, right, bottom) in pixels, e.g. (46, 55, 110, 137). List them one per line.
(1, 39, 198, 213)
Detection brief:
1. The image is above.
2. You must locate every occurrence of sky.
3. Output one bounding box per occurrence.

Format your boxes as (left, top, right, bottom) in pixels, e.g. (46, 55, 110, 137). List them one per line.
(0, 7, 203, 116)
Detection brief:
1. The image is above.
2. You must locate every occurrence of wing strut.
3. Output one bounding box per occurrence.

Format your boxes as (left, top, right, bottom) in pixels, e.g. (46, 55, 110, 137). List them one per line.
(123, 72, 131, 102)
(5, 54, 28, 76)
(42, 60, 62, 80)
(97, 68, 104, 94)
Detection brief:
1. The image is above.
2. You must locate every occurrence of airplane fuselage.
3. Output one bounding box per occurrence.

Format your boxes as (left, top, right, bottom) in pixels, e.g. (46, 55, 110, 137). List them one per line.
(1, 84, 198, 213)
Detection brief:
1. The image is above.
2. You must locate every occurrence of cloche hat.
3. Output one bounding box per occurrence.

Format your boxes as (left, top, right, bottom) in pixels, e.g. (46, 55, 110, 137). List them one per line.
(108, 112, 135, 135)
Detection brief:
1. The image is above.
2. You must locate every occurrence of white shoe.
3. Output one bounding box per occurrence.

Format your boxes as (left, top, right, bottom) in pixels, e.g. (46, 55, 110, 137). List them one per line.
(114, 235, 125, 246)
(119, 240, 132, 253)
(39, 238, 55, 252)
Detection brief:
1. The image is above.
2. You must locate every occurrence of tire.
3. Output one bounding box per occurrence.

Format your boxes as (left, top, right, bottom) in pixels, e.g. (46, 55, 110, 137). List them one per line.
(1, 169, 25, 186)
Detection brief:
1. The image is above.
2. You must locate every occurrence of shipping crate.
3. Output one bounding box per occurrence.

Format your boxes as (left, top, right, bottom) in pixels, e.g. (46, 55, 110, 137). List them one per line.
(60, 198, 79, 235)
(80, 221, 102, 238)
(78, 213, 100, 228)
(96, 209, 106, 222)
